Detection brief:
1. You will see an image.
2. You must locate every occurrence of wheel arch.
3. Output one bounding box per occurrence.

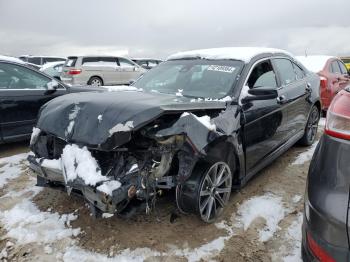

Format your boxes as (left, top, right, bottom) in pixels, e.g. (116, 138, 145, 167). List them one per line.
(88, 75, 104, 85)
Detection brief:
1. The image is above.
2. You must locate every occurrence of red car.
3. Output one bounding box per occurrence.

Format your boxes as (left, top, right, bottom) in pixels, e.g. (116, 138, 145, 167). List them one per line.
(297, 55, 350, 113)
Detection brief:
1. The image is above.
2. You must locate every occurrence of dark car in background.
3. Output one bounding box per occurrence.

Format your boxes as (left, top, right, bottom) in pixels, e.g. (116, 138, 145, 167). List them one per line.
(132, 58, 162, 70)
(302, 86, 350, 261)
(0, 60, 100, 144)
(297, 55, 350, 113)
(29, 47, 321, 223)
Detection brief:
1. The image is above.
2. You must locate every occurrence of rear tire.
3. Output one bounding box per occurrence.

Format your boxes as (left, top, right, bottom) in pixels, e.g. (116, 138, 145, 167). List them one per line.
(177, 161, 232, 223)
(88, 76, 103, 86)
(299, 105, 320, 146)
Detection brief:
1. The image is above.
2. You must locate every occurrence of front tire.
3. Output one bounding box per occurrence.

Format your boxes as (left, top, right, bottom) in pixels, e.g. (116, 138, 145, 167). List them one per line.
(299, 105, 320, 146)
(177, 161, 232, 223)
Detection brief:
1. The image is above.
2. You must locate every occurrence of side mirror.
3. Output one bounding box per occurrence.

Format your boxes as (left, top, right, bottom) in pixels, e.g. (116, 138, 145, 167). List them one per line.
(45, 80, 59, 94)
(241, 87, 278, 103)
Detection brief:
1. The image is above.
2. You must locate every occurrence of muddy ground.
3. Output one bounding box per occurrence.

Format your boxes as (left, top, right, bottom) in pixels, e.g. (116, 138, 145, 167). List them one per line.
(0, 124, 323, 262)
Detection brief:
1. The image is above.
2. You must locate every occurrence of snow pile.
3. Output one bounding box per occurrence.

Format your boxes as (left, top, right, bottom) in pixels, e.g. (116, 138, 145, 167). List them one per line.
(109, 120, 134, 134)
(96, 180, 121, 196)
(0, 199, 80, 244)
(292, 140, 319, 165)
(65, 104, 80, 137)
(176, 89, 183, 96)
(104, 85, 142, 92)
(296, 55, 335, 73)
(97, 114, 103, 122)
(61, 144, 107, 186)
(181, 112, 216, 131)
(30, 127, 41, 145)
(237, 194, 286, 242)
(0, 153, 28, 188)
(167, 47, 292, 63)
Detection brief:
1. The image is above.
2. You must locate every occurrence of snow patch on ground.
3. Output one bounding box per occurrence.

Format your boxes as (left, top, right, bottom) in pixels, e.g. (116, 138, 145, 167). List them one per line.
(319, 117, 326, 127)
(283, 213, 303, 262)
(0, 153, 28, 188)
(237, 194, 286, 242)
(0, 199, 80, 244)
(61, 144, 107, 186)
(96, 180, 121, 196)
(292, 140, 319, 165)
(109, 121, 134, 134)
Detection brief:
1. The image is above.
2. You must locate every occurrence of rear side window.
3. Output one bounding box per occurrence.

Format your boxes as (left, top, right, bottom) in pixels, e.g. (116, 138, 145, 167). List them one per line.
(247, 60, 277, 88)
(330, 61, 341, 74)
(27, 57, 42, 65)
(273, 58, 296, 85)
(118, 58, 135, 67)
(65, 57, 77, 67)
(82, 57, 99, 64)
(338, 61, 348, 74)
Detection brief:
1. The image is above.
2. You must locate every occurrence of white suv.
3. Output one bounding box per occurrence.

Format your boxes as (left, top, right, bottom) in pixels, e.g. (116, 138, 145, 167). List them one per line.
(60, 56, 146, 86)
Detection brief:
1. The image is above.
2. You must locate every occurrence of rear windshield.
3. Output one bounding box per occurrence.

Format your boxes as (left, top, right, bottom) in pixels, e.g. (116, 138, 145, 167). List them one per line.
(65, 57, 77, 67)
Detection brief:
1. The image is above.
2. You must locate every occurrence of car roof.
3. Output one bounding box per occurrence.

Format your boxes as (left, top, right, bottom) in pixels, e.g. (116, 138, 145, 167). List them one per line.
(296, 55, 338, 73)
(166, 47, 292, 63)
(0, 55, 25, 64)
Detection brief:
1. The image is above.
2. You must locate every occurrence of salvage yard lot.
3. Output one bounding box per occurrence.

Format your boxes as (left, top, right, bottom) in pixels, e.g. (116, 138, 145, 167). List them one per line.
(0, 119, 325, 262)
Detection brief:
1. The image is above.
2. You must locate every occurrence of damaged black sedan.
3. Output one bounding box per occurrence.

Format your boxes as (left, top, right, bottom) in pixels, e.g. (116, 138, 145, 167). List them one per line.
(29, 47, 321, 222)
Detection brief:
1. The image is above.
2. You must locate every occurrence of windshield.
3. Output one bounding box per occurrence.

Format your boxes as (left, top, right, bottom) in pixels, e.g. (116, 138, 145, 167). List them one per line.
(133, 59, 243, 99)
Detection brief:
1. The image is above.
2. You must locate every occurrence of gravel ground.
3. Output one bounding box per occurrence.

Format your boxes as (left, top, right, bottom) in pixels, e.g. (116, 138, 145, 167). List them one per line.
(0, 120, 325, 262)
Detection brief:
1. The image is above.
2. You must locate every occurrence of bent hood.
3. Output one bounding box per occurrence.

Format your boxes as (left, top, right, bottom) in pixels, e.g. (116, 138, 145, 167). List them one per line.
(37, 90, 227, 148)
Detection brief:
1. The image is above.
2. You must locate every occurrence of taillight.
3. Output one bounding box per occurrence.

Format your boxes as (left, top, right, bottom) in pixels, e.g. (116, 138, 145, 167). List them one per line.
(307, 233, 335, 262)
(325, 90, 350, 140)
(68, 69, 82, 75)
(320, 76, 328, 90)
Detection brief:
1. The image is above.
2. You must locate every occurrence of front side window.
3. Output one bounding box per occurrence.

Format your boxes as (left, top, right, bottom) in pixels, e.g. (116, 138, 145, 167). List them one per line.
(273, 58, 296, 85)
(247, 60, 277, 88)
(331, 61, 341, 74)
(133, 59, 243, 99)
(0, 62, 52, 89)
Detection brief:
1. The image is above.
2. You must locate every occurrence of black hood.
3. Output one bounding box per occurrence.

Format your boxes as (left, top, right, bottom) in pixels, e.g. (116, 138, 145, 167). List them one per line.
(37, 90, 227, 147)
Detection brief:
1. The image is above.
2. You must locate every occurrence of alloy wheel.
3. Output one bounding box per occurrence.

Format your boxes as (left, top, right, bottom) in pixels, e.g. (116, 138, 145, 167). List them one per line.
(306, 107, 319, 143)
(198, 162, 232, 223)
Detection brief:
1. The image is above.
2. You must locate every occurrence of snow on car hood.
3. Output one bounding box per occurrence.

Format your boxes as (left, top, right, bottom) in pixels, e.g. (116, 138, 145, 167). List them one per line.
(36, 90, 227, 148)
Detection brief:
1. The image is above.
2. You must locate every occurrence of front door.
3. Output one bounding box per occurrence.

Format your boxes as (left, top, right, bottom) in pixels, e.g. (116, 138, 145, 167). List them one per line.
(241, 59, 289, 172)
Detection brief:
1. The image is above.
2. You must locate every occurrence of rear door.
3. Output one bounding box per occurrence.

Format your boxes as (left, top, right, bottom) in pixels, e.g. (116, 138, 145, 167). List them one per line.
(98, 57, 119, 85)
(242, 58, 289, 171)
(272, 58, 311, 137)
(0, 62, 67, 142)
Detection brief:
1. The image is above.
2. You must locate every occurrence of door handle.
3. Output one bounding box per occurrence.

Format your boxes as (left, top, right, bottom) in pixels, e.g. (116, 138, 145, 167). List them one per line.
(277, 95, 288, 104)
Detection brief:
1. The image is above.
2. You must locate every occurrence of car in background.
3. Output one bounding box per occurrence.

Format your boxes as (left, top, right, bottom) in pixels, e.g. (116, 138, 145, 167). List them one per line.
(40, 61, 65, 80)
(297, 55, 350, 113)
(29, 47, 321, 222)
(60, 56, 146, 86)
(302, 86, 350, 261)
(132, 58, 162, 70)
(18, 55, 66, 66)
(0, 59, 101, 144)
(341, 57, 350, 70)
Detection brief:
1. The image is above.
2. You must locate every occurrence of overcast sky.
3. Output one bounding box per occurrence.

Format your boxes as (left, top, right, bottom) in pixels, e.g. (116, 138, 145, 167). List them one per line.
(0, 0, 349, 59)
